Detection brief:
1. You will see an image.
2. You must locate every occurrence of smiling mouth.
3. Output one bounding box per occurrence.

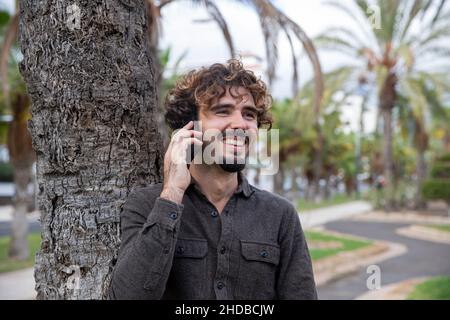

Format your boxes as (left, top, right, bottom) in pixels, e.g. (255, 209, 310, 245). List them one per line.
(223, 137, 246, 147)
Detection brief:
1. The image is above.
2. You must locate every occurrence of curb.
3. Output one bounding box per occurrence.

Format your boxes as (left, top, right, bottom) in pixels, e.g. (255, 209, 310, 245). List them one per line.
(396, 225, 450, 245)
(313, 229, 408, 287)
(355, 277, 429, 300)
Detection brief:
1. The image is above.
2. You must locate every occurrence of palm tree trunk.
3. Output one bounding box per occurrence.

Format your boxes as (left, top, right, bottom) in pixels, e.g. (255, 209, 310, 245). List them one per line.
(254, 166, 261, 186)
(444, 131, 450, 153)
(290, 166, 298, 193)
(381, 108, 395, 211)
(414, 149, 427, 209)
(8, 165, 31, 260)
(324, 175, 331, 199)
(355, 93, 368, 197)
(273, 164, 285, 195)
(312, 127, 323, 202)
(379, 73, 397, 212)
(19, 0, 163, 299)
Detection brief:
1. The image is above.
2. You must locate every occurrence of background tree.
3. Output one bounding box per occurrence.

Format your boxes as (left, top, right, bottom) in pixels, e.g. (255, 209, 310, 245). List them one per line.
(315, 0, 450, 210)
(422, 153, 450, 217)
(271, 67, 353, 200)
(397, 78, 448, 209)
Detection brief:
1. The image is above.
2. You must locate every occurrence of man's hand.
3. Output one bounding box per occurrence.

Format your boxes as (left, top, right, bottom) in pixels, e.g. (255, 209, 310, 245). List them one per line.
(160, 121, 203, 204)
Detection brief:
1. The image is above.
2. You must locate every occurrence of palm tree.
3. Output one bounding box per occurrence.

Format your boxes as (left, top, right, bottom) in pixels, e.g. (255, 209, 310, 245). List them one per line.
(315, 0, 450, 210)
(18, 0, 164, 299)
(271, 67, 354, 200)
(397, 77, 449, 209)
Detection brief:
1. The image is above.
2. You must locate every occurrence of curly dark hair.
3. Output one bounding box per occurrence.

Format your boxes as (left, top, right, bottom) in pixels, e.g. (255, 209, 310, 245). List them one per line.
(164, 59, 273, 130)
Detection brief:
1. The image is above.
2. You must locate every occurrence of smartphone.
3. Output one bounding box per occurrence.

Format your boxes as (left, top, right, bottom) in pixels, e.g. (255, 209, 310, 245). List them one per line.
(186, 111, 202, 164)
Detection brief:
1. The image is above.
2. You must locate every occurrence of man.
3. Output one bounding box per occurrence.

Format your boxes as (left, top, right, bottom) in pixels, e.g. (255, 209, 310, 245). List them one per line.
(109, 59, 317, 300)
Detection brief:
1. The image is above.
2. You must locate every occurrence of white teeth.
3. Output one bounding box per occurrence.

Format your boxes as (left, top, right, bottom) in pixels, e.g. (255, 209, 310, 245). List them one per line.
(224, 138, 245, 146)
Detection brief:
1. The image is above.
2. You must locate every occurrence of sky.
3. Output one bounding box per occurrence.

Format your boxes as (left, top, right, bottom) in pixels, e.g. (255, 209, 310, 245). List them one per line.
(1, 0, 377, 133)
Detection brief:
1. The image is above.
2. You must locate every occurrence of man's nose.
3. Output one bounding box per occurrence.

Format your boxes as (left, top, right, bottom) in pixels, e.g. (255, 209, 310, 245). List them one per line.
(230, 111, 247, 129)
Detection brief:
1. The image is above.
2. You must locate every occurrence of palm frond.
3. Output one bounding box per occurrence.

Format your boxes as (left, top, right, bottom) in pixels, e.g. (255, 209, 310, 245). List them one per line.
(431, 0, 448, 27)
(397, 0, 426, 42)
(202, 0, 236, 58)
(280, 26, 299, 98)
(323, 0, 378, 50)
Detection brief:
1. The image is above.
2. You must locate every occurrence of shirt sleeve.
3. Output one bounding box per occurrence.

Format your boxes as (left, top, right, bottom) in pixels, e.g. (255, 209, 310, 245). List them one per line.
(108, 189, 184, 300)
(276, 204, 318, 300)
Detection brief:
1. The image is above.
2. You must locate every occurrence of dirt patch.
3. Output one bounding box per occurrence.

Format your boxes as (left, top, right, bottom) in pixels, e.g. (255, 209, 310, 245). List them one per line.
(353, 211, 450, 225)
(309, 240, 343, 250)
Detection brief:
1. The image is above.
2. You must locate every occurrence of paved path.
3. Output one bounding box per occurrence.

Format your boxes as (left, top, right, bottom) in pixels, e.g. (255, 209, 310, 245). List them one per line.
(317, 220, 450, 299)
(0, 206, 40, 237)
(299, 201, 373, 228)
(0, 268, 35, 300)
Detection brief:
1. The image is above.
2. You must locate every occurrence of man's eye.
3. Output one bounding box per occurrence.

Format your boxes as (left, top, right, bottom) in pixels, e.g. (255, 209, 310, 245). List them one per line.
(244, 112, 257, 119)
(216, 110, 229, 115)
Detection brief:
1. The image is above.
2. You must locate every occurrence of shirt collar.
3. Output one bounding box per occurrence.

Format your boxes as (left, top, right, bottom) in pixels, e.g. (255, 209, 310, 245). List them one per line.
(235, 171, 254, 198)
(189, 171, 254, 198)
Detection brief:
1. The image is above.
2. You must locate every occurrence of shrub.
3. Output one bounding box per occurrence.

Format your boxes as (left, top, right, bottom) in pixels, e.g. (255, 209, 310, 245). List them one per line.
(422, 153, 450, 205)
(0, 162, 14, 182)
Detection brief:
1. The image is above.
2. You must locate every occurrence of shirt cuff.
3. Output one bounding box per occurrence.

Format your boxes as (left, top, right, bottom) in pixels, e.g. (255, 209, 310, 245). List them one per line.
(146, 196, 185, 229)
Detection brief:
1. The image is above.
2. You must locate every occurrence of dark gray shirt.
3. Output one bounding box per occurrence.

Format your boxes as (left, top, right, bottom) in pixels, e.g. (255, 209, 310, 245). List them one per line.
(108, 172, 317, 300)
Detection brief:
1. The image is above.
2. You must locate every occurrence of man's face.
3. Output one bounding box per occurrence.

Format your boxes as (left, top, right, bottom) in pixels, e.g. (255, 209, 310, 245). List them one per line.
(198, 86, 258, 172)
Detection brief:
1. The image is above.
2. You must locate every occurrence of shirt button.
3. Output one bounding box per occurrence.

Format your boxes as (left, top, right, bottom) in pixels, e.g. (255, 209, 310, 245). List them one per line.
(260, 249, 268, 258)
(217, 281, 225, 290)
(169, 212, 178, 220)
(219, 246, 226, 254)
(176, 246, 185, 254)
(211, 210, 218, 217)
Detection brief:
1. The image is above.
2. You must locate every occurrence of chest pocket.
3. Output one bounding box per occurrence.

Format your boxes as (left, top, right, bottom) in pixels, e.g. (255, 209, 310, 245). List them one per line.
(236, 240, 280, 299)
(169, 238, 208, 299)
(174, 238, 208, 259)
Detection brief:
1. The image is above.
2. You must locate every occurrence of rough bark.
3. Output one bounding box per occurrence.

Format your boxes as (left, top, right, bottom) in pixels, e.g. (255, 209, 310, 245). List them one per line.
(19, 0, 163, 299)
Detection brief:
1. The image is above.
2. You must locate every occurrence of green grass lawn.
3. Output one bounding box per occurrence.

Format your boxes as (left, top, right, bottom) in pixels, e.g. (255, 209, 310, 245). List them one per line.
(0, 232, 41, 273)
(423, 224, 450, 233)
(305, 230, 372, 261)
(298, 193, 358, 211)
(407, 276, 450, 300)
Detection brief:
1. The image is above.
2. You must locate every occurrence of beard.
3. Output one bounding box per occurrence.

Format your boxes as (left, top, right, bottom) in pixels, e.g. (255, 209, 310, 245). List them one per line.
(195, 128, 251, 172)
(219, 162, 246, 172)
